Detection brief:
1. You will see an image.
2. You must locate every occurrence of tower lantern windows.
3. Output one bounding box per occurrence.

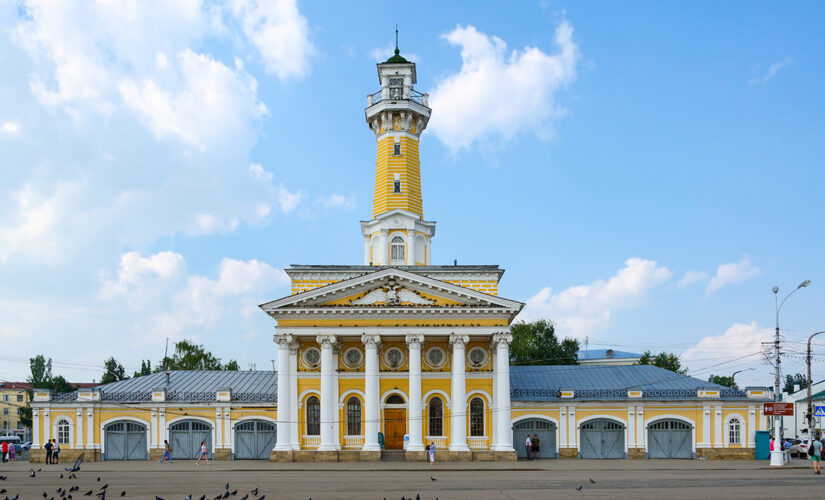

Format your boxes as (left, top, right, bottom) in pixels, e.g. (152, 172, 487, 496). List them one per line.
(388, 77, 404, 99)
(390, 235, 405, 265)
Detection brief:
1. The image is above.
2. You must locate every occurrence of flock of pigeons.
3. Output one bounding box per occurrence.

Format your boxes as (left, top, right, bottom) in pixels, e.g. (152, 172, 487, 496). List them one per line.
(0, 457, 270, 500)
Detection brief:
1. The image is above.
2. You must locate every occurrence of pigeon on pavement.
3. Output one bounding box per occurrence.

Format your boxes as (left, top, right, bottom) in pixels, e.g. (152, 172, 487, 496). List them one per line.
(120, 491, 125, 497)
(30, 469, 37, 478)
(589, 478, 596, 484)
(576, 486, 582, 491)
(83, 490, 92, 496)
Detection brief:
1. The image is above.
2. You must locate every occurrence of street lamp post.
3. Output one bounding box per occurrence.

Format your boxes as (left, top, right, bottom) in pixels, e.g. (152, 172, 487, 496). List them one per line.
(731, 368, 754, 389)
(807, 330, 825, 435)
(771, 280, 812, 467)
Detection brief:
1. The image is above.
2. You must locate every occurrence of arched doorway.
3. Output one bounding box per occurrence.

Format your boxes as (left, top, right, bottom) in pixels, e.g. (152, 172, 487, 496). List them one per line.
(169, 420, 212, 460)
(383, 394, 406, 449)
(103, 421, 147, 461)
(512, 418, 557, 459)
(647, 419, 693, 459)
(234, 420, 277, 460)
(580, 419, 625, 459)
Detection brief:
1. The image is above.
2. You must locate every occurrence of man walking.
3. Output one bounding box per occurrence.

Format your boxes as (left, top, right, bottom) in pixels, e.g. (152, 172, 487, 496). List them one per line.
(525, 434, 532, 460)
(533, 434, 541, 459)
(811, 435, 822, 474)
(160, 439, 172, 463)
(1, 440, 7, 463)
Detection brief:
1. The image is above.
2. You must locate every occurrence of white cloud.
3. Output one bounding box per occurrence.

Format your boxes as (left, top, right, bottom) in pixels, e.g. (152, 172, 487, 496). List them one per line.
(319, 193, 355, 210)
(428, 21, 578, 151)
(100, 251, 186, 300)
(1, 122, 20, 134)
(119, 49, 267, 149)
(750, 58, 792, 85)
(520, 258, 672, 338)
(277, 187, 302, 213)
(249, 163, 274, 183)
(677, 270, 709, 288)
(682, 321, 771, 366)
(230, 0, 316, 79)
(706, 257, 760, 295)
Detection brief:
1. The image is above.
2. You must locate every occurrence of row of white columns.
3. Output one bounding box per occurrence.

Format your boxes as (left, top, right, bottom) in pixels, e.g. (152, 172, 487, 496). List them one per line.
(274, 332, 514, 453)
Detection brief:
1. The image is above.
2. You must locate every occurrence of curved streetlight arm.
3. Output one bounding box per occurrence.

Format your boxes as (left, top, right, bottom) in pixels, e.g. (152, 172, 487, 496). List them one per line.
(776, 282, 810, 328)
(731, 368, 754, 388)
(807, 330, 825, 433)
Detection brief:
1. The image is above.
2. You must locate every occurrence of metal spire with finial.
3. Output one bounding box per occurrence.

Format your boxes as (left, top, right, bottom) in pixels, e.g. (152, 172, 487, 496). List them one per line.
(395, 24, 400, 55)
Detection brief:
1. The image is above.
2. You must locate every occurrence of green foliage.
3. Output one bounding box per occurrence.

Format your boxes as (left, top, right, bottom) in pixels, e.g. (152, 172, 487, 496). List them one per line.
(158, 339, 238, 371)
(637, 350, 686, 374)
(133, 360, 152, 378)
(784, 373, 808, 393)
(224, 359, 240, 371)
(708, 374, 736, 389)
(509, 320, 579, 366)
(21, 355, 76, 427)
(101, 357, 128, 385)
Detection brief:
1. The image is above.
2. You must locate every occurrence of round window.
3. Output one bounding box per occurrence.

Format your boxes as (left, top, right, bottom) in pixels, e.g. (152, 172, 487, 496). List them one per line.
(426, 346, 446, 369)
(343, 347, 363, 369)
(303, 347, 321, 368)
(467, 346, 487, 368)
(384, 347, 405, 369)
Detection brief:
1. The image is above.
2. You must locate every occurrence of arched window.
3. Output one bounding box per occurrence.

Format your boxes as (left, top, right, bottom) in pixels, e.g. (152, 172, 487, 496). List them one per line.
(306, 396, 320, 436)
(469, 397, 484, 437)
(346, 397, 362, 436)
(56, 418, 71, 445)
(390, 236, 405, 265)
(728, 417, 741, 445)
(428, 398, 443, 437)
(385, 394, 405, 405)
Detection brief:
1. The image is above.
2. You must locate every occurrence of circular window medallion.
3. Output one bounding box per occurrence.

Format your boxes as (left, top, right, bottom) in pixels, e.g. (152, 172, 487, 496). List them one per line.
(343, 347, 363, 369)
(303, 347, 321, 369)
(425, 346, 447, 369)
(467, 346, 487, 368)
(383, 346, 405, 369)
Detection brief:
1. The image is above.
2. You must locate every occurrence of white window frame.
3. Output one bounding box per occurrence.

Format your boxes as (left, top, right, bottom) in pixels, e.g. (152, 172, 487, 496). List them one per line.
(728, 417, 741, 445)
(389, 235, 405, 265)
(54, 417, 73, 446)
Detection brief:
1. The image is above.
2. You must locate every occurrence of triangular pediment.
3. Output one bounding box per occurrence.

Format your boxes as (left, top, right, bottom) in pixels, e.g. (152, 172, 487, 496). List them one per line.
(260, 267, 523, 314)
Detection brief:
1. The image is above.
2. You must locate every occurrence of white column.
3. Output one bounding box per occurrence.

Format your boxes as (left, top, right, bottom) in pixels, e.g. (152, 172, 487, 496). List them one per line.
(274, 333, 293, 451)
(491, 347, 499, 449)
(701, 404, 711, 447)
(223, 409, 231, 454)
(568, 407, 577, 450)
(289, 341, 300, 450)
(364, 235, 371, 265)
(43, 410, 50, 445)
(627, 407, 635, 448)
(449, 333, 469, 451)
(559, 407, 568, 448)
(333, 349, 340, 447)
(362, 334, 381, 451)
(714, 406, 723, 448)
(215, 408, 223, 449)
(379, 229, 389, 266)
(157, 409, 165, 448)
(317, 335, 338, 451)
(492, 332, 513, 451)
(636, 407, 645, 447)
(407, 230, 416, 265)
(406, 334, 424, 451)
(33, 410, 40, 448)
(748, 404, 756, 447)
(76, 409, 84, 449)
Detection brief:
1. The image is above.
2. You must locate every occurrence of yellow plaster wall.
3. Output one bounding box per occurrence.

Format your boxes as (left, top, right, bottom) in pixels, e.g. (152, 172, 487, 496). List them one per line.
(373, 134, 423, 218)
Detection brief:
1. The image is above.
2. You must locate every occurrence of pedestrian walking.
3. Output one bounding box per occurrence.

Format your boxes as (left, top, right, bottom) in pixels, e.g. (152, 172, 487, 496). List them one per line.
(1, 441, 7, 463)
(532, 434, 541, 459)
(44, 438, 53, 464)
(811, 436, 823, 474)
(195, 440, 209, 465)
(525, 434, 532, 459)
(8, 443, 15, 463)
(160, 439, 172, 463)
(428, 441, 435, 465)
(53, 440, 60, 464)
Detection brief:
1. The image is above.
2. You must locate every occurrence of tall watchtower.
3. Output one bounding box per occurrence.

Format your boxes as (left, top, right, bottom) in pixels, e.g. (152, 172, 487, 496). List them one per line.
(360, 39, 436, 266)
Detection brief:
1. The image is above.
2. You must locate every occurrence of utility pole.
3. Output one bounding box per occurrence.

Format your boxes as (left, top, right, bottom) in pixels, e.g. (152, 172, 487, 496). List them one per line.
(807, 331, 825, 433)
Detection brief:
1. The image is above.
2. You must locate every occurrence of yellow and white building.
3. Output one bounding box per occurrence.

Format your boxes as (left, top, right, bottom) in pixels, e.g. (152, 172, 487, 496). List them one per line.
(29, 47, 772, 462)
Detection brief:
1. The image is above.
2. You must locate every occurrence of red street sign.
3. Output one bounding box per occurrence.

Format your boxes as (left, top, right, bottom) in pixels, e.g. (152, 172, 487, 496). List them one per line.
(764, 403, 794, 416)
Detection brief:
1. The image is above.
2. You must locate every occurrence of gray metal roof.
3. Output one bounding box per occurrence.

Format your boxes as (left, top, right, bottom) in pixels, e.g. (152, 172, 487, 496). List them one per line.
(510, 364, 757, 401)
(52, 370, 277, 403)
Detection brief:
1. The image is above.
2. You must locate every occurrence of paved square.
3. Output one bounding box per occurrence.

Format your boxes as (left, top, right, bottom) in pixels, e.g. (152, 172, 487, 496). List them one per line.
(1, 459, 824, 499)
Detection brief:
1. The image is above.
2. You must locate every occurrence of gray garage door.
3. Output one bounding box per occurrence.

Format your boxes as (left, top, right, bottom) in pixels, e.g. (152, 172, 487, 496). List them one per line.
(169, 420, 212, 459)
(513, 418, 557, 458)
(647, 419, 693, 459)
(580, 419, 625, 459)
(104, 421, 147, 460)
(234, 420, 277, 460)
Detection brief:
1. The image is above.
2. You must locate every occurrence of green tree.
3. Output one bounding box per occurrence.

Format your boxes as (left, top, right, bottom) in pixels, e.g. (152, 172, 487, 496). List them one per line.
(784, 373, 807, 393)
(708, 374, 736, 389)
(20, 355, 76, 427)
(100, 357, 128, 384)
(509, 320, 579, 366)
(637, 350, 686, 374)
(133, 360, 152, 378)
(158, 339, 239, 371)
(224, 359, 240, 371)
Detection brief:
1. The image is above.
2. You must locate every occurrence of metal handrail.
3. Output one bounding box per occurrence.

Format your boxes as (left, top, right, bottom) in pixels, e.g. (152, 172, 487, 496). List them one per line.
(367, 88, 428, 106)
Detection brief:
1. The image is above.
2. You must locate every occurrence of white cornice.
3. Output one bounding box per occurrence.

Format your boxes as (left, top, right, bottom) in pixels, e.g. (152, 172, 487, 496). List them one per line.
(274, 326, 509, 336)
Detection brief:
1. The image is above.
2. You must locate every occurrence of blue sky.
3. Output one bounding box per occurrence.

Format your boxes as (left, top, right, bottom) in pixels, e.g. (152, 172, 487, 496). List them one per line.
(1, 1, 823, 389)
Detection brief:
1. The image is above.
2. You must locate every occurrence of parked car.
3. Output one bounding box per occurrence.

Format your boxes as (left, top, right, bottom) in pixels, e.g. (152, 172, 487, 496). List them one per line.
(790, 438, 810, 458)
(21, 441, 32, 449)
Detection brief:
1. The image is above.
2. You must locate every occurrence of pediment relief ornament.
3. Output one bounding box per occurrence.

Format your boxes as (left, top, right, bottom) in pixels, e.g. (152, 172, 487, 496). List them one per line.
(350, 280, 435, 306)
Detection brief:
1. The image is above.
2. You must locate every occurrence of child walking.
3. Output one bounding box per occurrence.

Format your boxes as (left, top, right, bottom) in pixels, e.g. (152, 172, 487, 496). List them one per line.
(195, 441, 209, 465)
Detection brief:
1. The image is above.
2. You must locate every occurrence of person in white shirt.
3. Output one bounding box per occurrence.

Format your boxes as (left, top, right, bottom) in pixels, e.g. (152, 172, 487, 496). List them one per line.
(525, 435, 533, 460)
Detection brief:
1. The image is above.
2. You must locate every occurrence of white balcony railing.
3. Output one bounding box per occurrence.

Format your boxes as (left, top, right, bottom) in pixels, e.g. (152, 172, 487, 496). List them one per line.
(424, 436, 447, 449)
(302, 435, 321, 449)
(467, 436, 489, 450)
(343, 435, 365, 449)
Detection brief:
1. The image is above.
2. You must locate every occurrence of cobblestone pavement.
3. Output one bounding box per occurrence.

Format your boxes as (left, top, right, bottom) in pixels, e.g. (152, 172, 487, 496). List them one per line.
(0, 459, 822, 499)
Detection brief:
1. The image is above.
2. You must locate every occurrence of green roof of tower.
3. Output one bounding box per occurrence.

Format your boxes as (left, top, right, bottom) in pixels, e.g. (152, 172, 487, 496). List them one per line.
(385, 48, 409, 64)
